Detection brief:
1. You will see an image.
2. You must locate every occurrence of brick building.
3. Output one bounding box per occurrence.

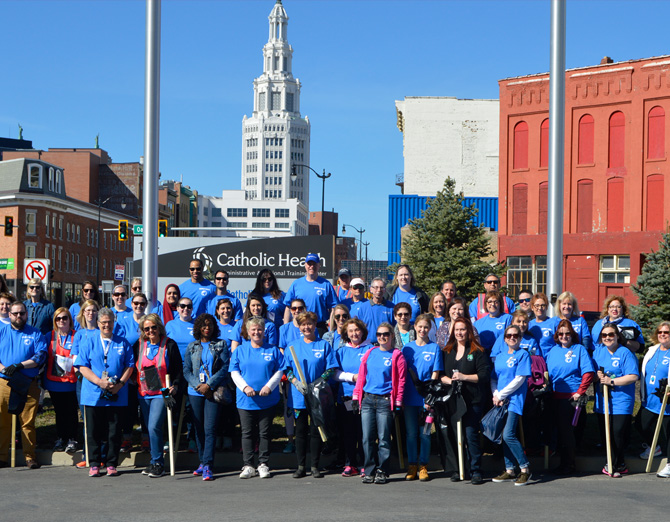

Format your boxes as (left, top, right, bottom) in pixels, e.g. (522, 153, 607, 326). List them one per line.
(498, 55, 670, 310)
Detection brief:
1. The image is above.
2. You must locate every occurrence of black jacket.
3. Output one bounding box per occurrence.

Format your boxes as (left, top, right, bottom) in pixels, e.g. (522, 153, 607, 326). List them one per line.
(441, 346, 491, 406)
(133, 337, 184, 394)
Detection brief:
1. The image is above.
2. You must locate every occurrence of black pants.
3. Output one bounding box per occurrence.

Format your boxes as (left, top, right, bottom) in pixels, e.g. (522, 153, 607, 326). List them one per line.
(638, 408, 670, 457)
(597, 413, 632, 470)
(85, 406, 123, 467)
(554, 398, 586, 468)
(442, 404, 483, 475)
(121, 383, 146, 436)
(295, 408, 322, 468)
(338, 403, 363, 468)
(49, 390, 79, 442)
(239, 407, 274, 467)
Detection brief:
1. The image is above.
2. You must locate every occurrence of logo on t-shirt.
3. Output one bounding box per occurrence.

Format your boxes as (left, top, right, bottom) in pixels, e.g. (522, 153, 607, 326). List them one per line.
(565, 350, 574, 363)
(543, 330, 551, 337)
(506, 356, 516, 368)
(611, 358, 620, 368)
(315, 288, 324, 296)
(23, 336, 31, 345)
(384, 358, 392, 367)
(423, 353, 433, 362)
(200, 289, 208, 297)
(262, 352, 273, 361)
(313, 349, 323, 358)
(663, 357, 670, 366)
(496, 323, 504, 330)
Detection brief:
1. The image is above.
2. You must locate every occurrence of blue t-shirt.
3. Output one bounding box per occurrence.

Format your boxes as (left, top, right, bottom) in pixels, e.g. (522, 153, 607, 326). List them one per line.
(0, 324, 46, 379)
(112, 307, 133, 320)
(230, 320, 278, 346)
(342, 298, 368, 318)
(549, 315, 592, 352)
(591, 317, 644, 351)
(593, 345, 639, 415)
(75, 334, 134, 407)
(336, 344, 369, 398)
(206, 292, 244, 322)
(493, 348, 531, 415)
(434, 316, 445, 329)
(188, 341, 213, 397)
(355, 300, 395, 343)
(152, 302, 179, 322)
(528, 318, 556, 357)
(279, 322, 302, 350)
(469, 295, 516, 320)
(69, 302, 82, 328)
(392, 288, 421, 323)
(545, 344, 592, 394)
(230, 341, 283, 410)
(43, 330, 77, 392)
(260, 292, 287, 329)
(491, 333, 541, 359)
(363, 347, 394, 395)
(284, 338, 337, 410)
(165, 319, 195, 360)
(284, 277, 339, 323)
(116, 315, 140, 348)
(643, 348, 670, 415)
(474, 314, 512, 351)
(179, 279, 217, 318)
(218, 321, 237, 347)
(402, 341, 443, 407)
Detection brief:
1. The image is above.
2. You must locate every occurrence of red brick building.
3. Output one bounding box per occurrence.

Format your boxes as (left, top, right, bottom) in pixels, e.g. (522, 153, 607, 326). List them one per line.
(498, 55, 670, 311)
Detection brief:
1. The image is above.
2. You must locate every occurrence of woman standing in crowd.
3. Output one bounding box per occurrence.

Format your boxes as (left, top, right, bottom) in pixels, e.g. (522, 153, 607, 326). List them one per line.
(230, 294, 278, 351)
(230, 317, 284, 479)
(402, 313, 442, 482)
(491, 324, 532, 486)
(545, 319, 594, 475)
(428, 292, 448, 331)
(385, 265, 429, 324)
(593, 323, 639, 477)
(550, 292, 592, 352)
(323, 304, 350, 349)
(279, 299, 305, 350)
(153, 284, 180, 325)
(334, 268, 352, 301)
(591, 296, 644, 353)
(440, 317, 490, 484)
(117, 292, 148, 348)
(474, 291, 512, 353)
(68, 281, 98, 328)
(284, 312, 337, 479)
(214, 298, 237, 347)
(334, 318, 370, 477)
(640, 321, 670, 477)
(436, 297, 472, 349)
(393, 302, 416, 348)
(166, 298, 195, 360)
(252, 269, 286, 330)
(353, 322, 406, 484)
(183, 314, 230, 481)
(44, 308, 78, 454)
(490, 310, 540, 360)
(528, 293, 555, 358)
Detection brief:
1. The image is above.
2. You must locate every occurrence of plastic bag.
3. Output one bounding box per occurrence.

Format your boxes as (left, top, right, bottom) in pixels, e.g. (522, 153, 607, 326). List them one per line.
(306, 378, 337, 441)
(480, 403, 508, 444)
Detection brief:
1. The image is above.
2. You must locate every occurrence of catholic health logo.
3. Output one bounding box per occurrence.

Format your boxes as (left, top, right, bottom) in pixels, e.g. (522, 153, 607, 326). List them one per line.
(193, 247, 213, 272)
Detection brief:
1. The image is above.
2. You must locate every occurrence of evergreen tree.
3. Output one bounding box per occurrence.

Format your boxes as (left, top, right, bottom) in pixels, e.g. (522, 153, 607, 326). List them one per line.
(631, 233, 670, 341)
(399, 177, 502, 300)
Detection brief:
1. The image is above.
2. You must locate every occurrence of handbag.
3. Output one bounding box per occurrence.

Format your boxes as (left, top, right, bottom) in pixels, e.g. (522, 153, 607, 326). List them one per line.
(480, 403, 508, 444)
(212, 383, 233, 405)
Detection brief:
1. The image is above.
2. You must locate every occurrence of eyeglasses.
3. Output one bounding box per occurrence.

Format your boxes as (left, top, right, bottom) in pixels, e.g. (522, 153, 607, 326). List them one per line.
(518, 298, 531, 303)
(10, 311, 26, 316)
(376, 331, 391, 337)
(486, 301, 499, 305)
(132, 287, 141, 291)
(215, 277, 228, 281)
(334, 314, 349, 321)
(55, 316, 69, 322)
(189, 267, 202, 271)
(83, 288, 95, 293)
(601, 332, 616, 339)
(608, 305, 622, 310)
(485, 280, 499, 285)
(178, 303, 193, 309)
(143, 325, 158, 332)
(262, 277, 273, 282)
(658, 330, 670, 336)
(132, 301, 147, 306)
(98, 320, 113, 326)
(533, 303, 547, 309)
(113, 292, 126, 297)
(290, 306, 304, 312)
(29, 285, 40, 290)
(396, 312, 410, 317)
(557, 332, 571, 337)
(505, 333, 519, 339)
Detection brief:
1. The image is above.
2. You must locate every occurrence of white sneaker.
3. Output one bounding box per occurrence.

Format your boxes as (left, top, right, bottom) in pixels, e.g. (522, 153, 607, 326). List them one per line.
(257, 463, 271, 479)
(240, 465, 257, 479)
(657, 463, 670, 478)
(640, 443, 662, 459)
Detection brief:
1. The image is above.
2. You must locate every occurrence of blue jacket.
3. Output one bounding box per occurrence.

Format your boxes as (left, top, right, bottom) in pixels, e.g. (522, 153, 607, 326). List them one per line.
(183, 338, 230, 391)
(24, 298, 55, 335)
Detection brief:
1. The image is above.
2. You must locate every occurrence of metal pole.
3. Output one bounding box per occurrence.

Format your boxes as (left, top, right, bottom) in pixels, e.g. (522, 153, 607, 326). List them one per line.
(96, 201, 102, 287)
(547, 0, 566, 317)
(321, 169, 326, 235)
(142, 0, 161, 306)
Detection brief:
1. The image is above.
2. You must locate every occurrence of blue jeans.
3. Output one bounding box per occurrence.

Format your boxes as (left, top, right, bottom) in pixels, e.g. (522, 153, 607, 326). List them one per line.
(502, 411, 529, 470)
(138, 395, 167, 465)
(404, 405, 431, 465)
(188, 394, 221, 467)
(361, 394, 394, 476)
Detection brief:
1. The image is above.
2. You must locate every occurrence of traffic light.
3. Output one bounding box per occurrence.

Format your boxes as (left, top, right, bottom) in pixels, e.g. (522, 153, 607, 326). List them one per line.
(158, 219, 168, 237)
(118, 220, 129, 241)
(4, 216, 13, 236)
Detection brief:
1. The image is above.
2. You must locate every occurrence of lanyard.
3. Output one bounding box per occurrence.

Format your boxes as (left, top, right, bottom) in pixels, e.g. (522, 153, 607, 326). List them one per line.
(100, 335, 112, 366)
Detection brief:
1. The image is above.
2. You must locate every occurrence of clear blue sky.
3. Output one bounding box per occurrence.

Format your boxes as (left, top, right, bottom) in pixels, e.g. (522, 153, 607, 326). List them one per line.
(3, 0, 669, 260)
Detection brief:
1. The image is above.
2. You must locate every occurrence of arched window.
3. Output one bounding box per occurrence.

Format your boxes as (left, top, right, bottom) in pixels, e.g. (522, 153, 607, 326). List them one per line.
(512, 183, 528, 235)
(578, 114, 594, 165)
(538, 182, 548, 234)
(607, 177, 624, 232)
(608, 111, 625, 168)
(648, 106, 665, 160)
(513, 121, 528, 170)
(647, 174, 665, 231)
(577, 179, 593, 233)
(539, 119, 549, 168)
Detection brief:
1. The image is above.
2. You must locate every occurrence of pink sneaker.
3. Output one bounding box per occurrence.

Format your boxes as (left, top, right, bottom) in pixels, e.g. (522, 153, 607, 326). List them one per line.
(106, 466, 119, 477)
(342, 466, 359, 477)
(89, 466, 100, 477)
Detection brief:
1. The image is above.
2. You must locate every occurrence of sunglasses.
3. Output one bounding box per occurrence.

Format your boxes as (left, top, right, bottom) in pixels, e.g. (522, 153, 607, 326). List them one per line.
(518, 298, 531, 303)
(290, 306, 304, 311)
(505, 333, 519, 339)
(262, 277, 273, 282)
(55, 316, 69, 322)
(334, 314, 349, 321)
(215, 277, 229, 281)
(352, 285, 364, 290)
(113, 292, 126, 297)
(29, 285, 41, 290)
(189, 267, 202, 271)
(376, 331, 391, 337)
(658, 330, 670, 335)
(133, 301, 147, 306)
(10, 311, 26, 316)
(132, 287, 141, 291)
(557, 332, 571, 337)
(179, 303, 193, 309)
(143, 325, 158, 332)
(601, 332, 616, 339)
(485, 280, 499, 285)
(396, 312, 410, 317)
(83, 288, 95, 293)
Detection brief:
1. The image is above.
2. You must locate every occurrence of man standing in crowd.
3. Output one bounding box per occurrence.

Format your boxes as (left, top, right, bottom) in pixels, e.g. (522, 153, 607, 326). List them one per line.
(469, 274, 515, 320)
(24, 278, 55, 335)
(342, 278, 368, 317)
(179, 259, 216, 318)
(0, 302, 47, 468)
(206, 269, 243, 320)
(517, 289, 534, 320)
(355, 277, 395, 343)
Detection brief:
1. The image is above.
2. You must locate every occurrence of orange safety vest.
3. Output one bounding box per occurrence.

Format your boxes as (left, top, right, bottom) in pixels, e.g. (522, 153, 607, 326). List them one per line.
(46, 330, 78, 383)
(475, 293, 510, 320)
(136, 337, 168, 397)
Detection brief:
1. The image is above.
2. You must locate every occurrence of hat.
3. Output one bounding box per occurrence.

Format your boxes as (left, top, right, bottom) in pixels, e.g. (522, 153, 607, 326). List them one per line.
(305, 253, 320, 264)
(338, 268, 352, 277)
(350, 278, 365, 287)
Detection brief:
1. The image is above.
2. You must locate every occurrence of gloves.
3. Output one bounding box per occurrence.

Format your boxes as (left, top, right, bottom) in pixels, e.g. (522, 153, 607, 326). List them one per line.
(312, 377, 325, 388)
(293, 379, 307, 395)
(352, 400, 360, 414)
(653, 378, 669, 400)
(3, 363, 24, 377)
(161, 388, 176, 409)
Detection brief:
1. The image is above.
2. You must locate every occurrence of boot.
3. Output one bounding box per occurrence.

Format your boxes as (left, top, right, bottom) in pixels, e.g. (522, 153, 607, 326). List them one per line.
(405, 464, 418, 481)
(418, 465, 430, 482)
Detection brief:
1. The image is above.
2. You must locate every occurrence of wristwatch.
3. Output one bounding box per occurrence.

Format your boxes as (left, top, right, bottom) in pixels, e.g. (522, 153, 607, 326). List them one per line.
(610, 378, 616, 388)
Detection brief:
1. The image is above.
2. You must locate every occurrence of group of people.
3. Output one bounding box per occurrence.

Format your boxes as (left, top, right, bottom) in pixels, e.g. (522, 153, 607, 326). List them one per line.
(0, 259, 669, 486)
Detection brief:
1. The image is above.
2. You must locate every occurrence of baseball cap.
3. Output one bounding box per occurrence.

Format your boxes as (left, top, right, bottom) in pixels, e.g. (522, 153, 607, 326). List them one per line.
(350, 278, 365, 287)
(305, 253, 320, 264)
(338, 268, 352, 277)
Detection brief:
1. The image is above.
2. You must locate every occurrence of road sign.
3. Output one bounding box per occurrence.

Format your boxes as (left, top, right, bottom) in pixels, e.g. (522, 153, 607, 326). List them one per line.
(24, 258, 50, 284)
(115, 264, 125, 281)
(133, 224, 143, 235)
(0, 258, 15, 270)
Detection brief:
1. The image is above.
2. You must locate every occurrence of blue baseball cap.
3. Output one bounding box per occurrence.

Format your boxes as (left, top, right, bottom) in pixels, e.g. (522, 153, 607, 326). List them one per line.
(305, 253, 320, 264)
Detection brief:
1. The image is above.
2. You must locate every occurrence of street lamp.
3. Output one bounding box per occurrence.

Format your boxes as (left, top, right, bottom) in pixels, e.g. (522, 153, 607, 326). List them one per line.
(290, 164, 331, 234)
(342, 224, 365, 278)
(96, 196, 126, 287)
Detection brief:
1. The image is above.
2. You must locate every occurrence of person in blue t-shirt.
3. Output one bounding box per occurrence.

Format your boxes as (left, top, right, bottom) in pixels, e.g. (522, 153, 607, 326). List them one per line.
(166, 298, 196, 360)
(640, 321, 670, 478)
(548, 291, 592, 352)
(591, 295, 645, 354)
(473, 291, 512, 353)
(356, 277, 395, 343)
(322, 304, 350, 350)
(284, 311, 338, 479)
(69, 282, 98, 330)
(428, 291, 448, 334)
(179, 259, 217, 319)
(341, 278, 368, 318)
(229, 294, 278, 351)
(491, 325, 532, 486)
(24, 278, 55, 335)
(213, 298, 237, 348)
(528, 292, 555, 358)
(206, 270, 243, 322)
(251, 269, 286, 331)
(491, 310, 540, 360)
(230, 317, 284, 479)
(334, 267, 352, 301)
(402, 314, 443, 482)
(385, 265, 428, 324)
(283, 253, 338, 334)
(111, 285, 132, 320)
(593, 323, 639, 477)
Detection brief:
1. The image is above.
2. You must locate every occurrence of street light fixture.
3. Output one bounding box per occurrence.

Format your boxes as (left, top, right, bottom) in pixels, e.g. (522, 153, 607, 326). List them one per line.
(290, 164, 331, 235)
(342, 224, 365, 278)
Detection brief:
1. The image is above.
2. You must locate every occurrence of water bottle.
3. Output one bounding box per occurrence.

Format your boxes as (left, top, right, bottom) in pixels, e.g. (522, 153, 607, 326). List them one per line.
(423, 411, 434, 435)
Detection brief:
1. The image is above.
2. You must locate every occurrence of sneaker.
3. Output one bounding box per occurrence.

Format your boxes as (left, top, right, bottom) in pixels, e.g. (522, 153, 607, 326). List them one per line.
(342, 466, 359, 477)
(76, 460, 88, 469)
(142, 464, 153, 475)
(639, 443, 662, 459)
(141, 439, 150, 453)
(471, 472, 484, 485)
(374, 469, 388, 484)
(283, 442, 295, 454)
(361, 473, 374, 484)
(616, 465, 629, 475)
(202, 465, 213, 481)
(65, 439, 78, 454)
(89, 466, 100, 477)
(657, 463, 670, 478)
(450, 472, 460, 482)
(311, 467, 323, 478)
(292, 467, 306, 479)
(53, 438, 65, 452)
(106, 466, 119, 477)
(193, 464, 204, 476)
(188, 440, 198, 453)
(240, 465, 257, 479)
(257, 463, 271, 479)
(120, 439, 132, 453)
(492, 470, 516, 482)
(602, 466, 621, 478)
(148, 463, 165, 478)
(514, 471, 531, 486)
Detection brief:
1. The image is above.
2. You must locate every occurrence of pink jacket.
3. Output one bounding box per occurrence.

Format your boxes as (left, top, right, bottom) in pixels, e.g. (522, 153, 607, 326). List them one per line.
(352, 347, 407, 409)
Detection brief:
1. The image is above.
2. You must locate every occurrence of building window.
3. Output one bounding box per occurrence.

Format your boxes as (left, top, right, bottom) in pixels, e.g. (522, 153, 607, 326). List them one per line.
(252, 222, 270, 229)
(538, 182, 548, 234)
(56, 170, 62, 193)
(58, 247, 62, 271)
(87, 229, 90, 246)
(76, 254, 80, 273)
(513, 121, 528, 170)
(227, 222, 247, 228)
(259, 92, 266, 110)
(648, 106, 665, 160)
(578, 114, 594, 165)
(227, 208, 247, 218)
(45, 213, 50, 237)
(77, 226, 81, 243)
(212, 221, 221, 227)
(506, 256, 546, 300)
(45, 245, 49, 259)
(25, 210, 37, 235)
(48, 167, 55, 191)
(28, 164, 42, 188)
(599, 255, 630, 283)
(103, 259, 106, 277)
(211, 208, 222, 217)
(539, 118, 549, 168)
(203, 207, 208, 216)
(25, 244, 36, 259)
(646, 174, 665, 231)
(577, 179, 593, 233)
(271, 92, 280, 110)
(512, 183, 528, 235)
(253, 208, 270, 218)
(276, 222, 290, 229)
(286, 92, 294, 112)
(67, 223, 70, 241)
(275, 208, 290, 218)
(607, 177, 624, 232)
(608, 111, 625, 168)
(59, 217, 64, 239)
